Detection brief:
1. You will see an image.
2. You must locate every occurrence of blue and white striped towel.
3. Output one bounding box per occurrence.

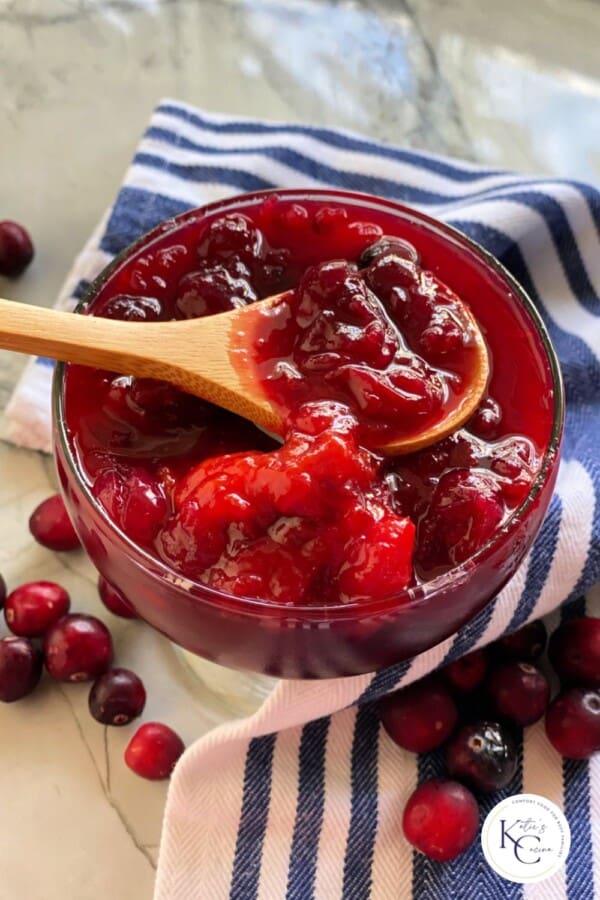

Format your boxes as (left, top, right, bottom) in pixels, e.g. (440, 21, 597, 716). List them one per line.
(7, 100, 600, 899)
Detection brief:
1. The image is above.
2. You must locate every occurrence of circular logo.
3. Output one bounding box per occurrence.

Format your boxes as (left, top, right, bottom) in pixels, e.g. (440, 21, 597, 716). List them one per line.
(481, 793, 571, 883)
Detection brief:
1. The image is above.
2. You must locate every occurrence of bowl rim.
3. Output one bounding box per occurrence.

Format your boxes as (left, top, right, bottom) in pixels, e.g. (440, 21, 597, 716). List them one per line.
(52, 187, 565, 620)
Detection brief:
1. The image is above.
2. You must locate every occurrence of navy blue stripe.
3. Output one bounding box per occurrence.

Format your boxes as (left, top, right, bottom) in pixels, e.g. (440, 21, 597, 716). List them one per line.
(286, 717, 330, 900)
(505, 493, 563, 633)
(470, 190, 600, 313)
(100, 187, 193, 256)
(341, 705, 380, 899)
(358, 660, 413, 705)
(563, 758, 593, 900)
(229, 734, 277, 900)
(35, 357, 55, 368)
(156, 102, 510, 183)
(412, 743, 523, 898)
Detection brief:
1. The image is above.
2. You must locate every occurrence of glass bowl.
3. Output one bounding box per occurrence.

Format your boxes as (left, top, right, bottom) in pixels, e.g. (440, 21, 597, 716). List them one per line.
(52, 189, 564, 680)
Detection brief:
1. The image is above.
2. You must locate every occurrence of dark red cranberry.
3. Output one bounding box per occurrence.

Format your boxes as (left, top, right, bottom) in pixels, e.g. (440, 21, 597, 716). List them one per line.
(94, 294, 163, 321)
(43, 613, 113, 683)
(0, 636, 42, 701)
(468, 396, 502, 437)
(548, 617, 600, 687)
(402, 778, 479, 861)
(416, 469, 504, 573)
(545, 688, 600, 759)
(0, 220, 34, 277)
(379, 675, 458, 753)
(29, 494, 80, 552)
(491, 620, 547, 661)
(445, 721, 518, 793)
(124, 722, 185, 780)
(97, 576, 138, 619)
(88, 668, 146, 726)
(441, 648, 489, 693)
(487, 660, 550, 726)
(174, 266, 255, 318)
(4, 581, 70, 637)
(359, 236, 419, 268)
(0, 574, 6, 609)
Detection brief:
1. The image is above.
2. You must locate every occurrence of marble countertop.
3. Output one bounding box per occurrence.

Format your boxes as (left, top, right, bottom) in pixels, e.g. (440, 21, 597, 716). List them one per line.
(1, 1, 599, 897)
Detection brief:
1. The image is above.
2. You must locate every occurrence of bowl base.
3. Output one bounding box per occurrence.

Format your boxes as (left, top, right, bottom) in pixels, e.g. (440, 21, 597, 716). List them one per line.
(174, 647, 278, 718)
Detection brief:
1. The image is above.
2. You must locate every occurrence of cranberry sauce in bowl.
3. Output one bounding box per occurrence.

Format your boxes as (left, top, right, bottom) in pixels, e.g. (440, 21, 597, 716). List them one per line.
(53, 190, 563, 678)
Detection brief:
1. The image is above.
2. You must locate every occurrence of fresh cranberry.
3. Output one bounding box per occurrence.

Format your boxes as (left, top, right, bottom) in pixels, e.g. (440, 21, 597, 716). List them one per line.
(97, 576, 138, 619)
(491, 620, 547, 661)
(0, 220, 34, 277)
(487, 660, 550, 726)
(379, 675, 458, 753)
(445, 721, 518, 793)
(402, 778, 479, 861)
(548, 617, 600, 687)
(94, 294, 163, 321)
(440, 648, 489, 693)
(545, 688, 600, 759)
(88, 668, 146, 725)
(4, 581, 70, 637)
(124, 722, 185, 780)
(0, 636, 42, 701)
(29, 494, 80, 552)
(43, 613, 113, 683)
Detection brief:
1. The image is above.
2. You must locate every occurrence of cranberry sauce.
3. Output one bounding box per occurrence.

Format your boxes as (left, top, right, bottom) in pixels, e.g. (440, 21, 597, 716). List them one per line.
(242, 240, 483, 448)
(63, 195, 556, 607)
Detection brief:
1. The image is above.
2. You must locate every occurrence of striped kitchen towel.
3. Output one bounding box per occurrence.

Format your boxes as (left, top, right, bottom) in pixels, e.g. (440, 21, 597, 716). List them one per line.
(7, 100, 600, 899)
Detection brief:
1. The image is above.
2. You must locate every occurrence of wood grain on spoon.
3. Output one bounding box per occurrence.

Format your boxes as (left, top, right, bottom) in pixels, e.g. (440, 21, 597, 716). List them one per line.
(0, 294, 489, 455)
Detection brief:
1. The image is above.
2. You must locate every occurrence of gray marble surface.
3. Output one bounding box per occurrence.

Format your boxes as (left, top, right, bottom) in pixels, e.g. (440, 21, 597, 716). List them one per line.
(1, 1, 600, 897)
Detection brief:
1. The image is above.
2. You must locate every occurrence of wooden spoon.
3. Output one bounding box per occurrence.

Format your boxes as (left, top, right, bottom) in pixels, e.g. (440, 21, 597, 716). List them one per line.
(0, 294, 489, 454)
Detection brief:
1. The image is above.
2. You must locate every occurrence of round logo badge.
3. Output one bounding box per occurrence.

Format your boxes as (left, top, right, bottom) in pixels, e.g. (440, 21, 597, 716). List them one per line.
(481, 793, 571, 883)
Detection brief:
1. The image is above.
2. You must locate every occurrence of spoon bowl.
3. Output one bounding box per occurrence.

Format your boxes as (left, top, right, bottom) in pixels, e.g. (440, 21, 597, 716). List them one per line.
(0, 285, 488, 455)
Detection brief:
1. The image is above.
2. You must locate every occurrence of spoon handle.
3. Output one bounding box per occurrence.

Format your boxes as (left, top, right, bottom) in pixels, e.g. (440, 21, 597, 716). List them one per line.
(0, 296, 163, 375)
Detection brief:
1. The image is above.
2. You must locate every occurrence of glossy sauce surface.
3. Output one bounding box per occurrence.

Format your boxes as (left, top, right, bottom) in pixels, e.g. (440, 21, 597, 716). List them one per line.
(63, 196, 555, 606)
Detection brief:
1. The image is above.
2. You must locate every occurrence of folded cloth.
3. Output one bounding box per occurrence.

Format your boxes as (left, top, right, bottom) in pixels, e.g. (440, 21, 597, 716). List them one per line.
(7, 100, 600, 899)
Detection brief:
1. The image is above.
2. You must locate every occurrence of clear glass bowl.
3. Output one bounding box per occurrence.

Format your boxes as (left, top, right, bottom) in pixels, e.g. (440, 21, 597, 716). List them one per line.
(52, 189, 564, 679)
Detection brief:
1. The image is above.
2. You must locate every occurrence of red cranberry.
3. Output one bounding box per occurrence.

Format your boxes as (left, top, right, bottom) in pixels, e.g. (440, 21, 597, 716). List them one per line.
(0, 220, 34, 277)
(491, 620, 547, 661)
(43, 613, 113, 683)
(175, 266, 255, 318)
(379, 675, 458, 753)
(97, 576, 138, 619)
(487, 660, 550, 726)
(94, 294, 163, 321)
(124, 722, 185, 780)
(0, 636, 42, 701)
(4, 581, 70, 637)
(545, 688, 600, 759)
(88, 668, 146, 726)
(29, 494, 80, 552)
(446, 721, 518, 793)
(548, 617, 600, 687)
(402, 778, 479, 861)
(359, 236, 419, 268)
(441, 648, 489, 693)
(468, 396, 502, 437)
